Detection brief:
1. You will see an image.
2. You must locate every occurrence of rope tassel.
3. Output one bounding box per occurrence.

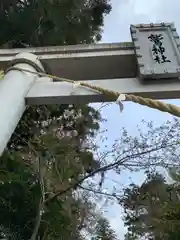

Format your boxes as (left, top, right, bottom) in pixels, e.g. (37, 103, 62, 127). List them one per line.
(116, 94, 126, 112)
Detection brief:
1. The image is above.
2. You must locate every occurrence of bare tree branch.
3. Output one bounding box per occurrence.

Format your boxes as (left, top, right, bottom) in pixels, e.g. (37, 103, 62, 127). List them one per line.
(45, 141, 180, 204)
(78, 185, 120, 199)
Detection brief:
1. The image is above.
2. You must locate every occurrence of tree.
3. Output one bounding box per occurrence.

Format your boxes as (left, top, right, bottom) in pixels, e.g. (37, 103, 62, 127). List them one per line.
(0, 101, 106, 239)
(0, 0, 112, 238)
(91, 217, 117, 240)
(2, 108, 180, 239)
(0, 149, 101, 239)
(0, 151, 41, 239)
(121, 172, 180, 240)
(0, 0, 111, 48)
(158, 168, 180, 239)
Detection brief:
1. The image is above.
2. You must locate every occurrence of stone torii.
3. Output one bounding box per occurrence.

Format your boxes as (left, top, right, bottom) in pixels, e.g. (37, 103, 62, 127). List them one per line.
(1, 22, 180, 156)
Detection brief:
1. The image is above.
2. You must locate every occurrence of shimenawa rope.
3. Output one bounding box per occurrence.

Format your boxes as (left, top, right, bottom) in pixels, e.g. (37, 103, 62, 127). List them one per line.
(1, 67, 180, 118)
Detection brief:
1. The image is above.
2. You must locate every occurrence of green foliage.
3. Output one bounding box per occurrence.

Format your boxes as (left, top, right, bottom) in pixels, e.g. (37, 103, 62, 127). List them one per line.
(0, 151, 93, 239)
(122, 172, 180, 240)
(0, 103, 102, 239)
(0, 0, 113, 238)
(91, 218, 117, 240)
(0, 151, 40, 239)
(168, 167, 180, 182)
(0, 0, 111, 48)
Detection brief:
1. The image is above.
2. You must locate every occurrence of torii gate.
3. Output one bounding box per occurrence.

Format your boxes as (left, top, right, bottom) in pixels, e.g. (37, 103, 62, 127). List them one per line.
(1, 22, 180, 156)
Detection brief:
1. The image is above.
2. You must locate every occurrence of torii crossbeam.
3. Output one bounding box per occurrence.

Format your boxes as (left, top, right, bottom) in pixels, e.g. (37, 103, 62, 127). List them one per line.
(1, 22, 180, 156)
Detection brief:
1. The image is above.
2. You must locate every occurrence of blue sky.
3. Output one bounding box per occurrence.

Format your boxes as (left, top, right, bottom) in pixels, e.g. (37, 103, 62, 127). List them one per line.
(94, 0, 180, 238)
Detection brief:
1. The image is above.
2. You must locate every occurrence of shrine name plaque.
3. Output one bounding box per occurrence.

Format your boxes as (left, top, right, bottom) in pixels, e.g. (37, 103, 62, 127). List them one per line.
(130, 23, 180, 80)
